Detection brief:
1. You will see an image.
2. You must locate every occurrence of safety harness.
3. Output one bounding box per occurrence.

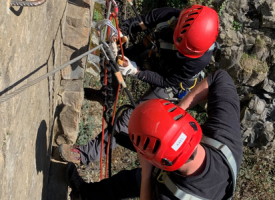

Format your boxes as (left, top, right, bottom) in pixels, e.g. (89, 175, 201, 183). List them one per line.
(154, 136, 238, 200)
(155, 17, 220, 101)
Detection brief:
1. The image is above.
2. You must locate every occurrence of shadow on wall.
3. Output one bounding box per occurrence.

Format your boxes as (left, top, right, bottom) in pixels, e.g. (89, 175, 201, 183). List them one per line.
(46, 104, 69, 200)
(68, 0, 90, 8)
(35, 120, 51, 200)
(36, 121, 68, 200)
(10, 5, 24, 16)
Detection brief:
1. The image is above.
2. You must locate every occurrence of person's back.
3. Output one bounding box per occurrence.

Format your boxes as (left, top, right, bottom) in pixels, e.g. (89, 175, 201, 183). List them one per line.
(65, 70, 243, 200)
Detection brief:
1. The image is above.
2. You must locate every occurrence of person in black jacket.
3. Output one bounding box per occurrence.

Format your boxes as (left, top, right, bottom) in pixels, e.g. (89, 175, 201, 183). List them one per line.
(65, 70, 243, 200)
(118, 5, 219, 90)
(59, 5, 220, 172)
(85, 5, 219, 101)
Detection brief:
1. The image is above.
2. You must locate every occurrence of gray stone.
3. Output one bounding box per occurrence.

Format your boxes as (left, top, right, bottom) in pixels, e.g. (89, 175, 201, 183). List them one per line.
(262, 78, 275, 93)
(248, 95, 266, 114)
(237, 86, 254, 101)
(220, 45, 244, 81)
(60, 80, 84, 112)
(56, 80, 84, 145)
(244, 34, 255, 51)
(252, 44, 269, 61)
(245, 70, 267, 86)
(58, 105, 81, 145)
(258, 122, 274, 146)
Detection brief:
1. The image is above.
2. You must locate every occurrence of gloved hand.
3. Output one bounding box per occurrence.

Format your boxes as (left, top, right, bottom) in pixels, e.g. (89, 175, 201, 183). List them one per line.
(117, 55, 138, 76)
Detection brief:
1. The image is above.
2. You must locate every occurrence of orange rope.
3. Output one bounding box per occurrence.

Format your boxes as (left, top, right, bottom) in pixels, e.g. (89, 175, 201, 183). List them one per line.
(101, 2, 124, 179)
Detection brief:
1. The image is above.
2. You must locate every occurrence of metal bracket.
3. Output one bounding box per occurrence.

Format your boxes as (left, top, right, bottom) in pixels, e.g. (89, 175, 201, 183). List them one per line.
(10, 0, 46, 7)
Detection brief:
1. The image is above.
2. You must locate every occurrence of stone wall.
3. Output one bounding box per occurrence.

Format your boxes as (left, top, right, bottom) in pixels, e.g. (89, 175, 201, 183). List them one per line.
(214, 0, 275, 148)
(0, 1, 93, 199)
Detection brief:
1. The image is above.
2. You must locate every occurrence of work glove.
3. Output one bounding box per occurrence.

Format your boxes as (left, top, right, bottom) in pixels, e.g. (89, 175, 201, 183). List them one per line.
(117, 55, 138, 76)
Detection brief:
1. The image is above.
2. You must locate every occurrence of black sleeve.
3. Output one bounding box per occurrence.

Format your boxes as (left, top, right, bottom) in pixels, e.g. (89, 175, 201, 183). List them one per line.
(201, 70, 243, 169)
(120, 7, 182, 34)
(137, 50, 213, 88)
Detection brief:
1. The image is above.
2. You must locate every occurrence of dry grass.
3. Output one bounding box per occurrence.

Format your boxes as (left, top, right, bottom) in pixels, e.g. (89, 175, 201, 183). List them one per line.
(240, 53, 269, 73)
(234, 146, 275, 200)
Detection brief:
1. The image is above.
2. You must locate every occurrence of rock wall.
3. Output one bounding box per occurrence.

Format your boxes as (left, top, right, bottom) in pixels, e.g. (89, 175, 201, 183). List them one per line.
(214, 0, 275, 147)
(0, 1, 93, 199)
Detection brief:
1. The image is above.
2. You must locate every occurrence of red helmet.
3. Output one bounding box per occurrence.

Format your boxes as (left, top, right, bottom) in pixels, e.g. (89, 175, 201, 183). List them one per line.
(173, 5, 219, 58)
(128, 99, 202, 171)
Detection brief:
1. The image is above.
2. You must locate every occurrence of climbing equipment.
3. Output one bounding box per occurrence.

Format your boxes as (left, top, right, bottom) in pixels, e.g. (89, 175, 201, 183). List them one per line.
(154, 136, 238, 200)
(173, 5, 219, 58)
(177, 70, 205, 99)
(94, 0, 137, 180)
(129, 99, 202, 171)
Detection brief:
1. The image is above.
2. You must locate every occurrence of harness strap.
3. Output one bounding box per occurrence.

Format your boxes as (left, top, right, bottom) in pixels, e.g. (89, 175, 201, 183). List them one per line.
(179, 70, 205, 91)
(201, 136, 237, 192)
(160, 42, 177, 50)
(161, 172, 208, 200)
(160, 42, 216, 52)
(156, 136, 237, 200)
(180, 78, 197, 91)
(156, 16, 176, 31)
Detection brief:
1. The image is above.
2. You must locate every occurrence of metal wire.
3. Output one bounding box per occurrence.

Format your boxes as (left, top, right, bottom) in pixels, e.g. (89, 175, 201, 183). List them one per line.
(0, 44, 103, 104)
(10, 0, 46, 7)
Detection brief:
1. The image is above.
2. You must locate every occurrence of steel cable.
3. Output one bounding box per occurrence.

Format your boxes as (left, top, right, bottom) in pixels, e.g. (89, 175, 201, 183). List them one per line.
(0, 44, 103, 104)
(10, 0, 46, 7)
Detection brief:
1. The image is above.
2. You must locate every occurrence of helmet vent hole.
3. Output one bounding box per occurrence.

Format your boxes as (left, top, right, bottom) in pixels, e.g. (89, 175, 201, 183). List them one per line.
(153, 140, 160, 154)
(185, 18, 194, 22)
(182, 24, 190, 29)
(137, 136, 141, 146)
(163, 102, 170, 105)
(168, 107, 177, 112)
(174, 114, 183, 121)
(143, 138, 150, 150)
(188, 12, 198, 16)
(132, 134, 134, 142)
(181, 30, 186, 34)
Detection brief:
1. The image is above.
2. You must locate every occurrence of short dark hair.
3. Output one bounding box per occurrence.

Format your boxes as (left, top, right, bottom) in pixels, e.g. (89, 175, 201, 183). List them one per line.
(185, 148, 198, 163)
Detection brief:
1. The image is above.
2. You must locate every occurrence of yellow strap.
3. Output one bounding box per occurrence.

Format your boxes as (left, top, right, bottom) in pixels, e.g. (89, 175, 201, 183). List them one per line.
(157, 171, 167, 183)
(180, 78, 197, 91)
(172, 44, 176, 50)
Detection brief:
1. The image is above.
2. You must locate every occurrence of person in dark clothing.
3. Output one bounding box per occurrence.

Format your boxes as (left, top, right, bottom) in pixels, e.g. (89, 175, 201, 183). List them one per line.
(85, 5, 219, 101)
(66, 69, 243, 200)
(59, 5, 221, 166)
(119, 6, 219, 89)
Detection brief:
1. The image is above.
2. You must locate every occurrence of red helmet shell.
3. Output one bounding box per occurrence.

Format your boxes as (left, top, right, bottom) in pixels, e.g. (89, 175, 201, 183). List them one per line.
(173, 5, 219, 58)
(128, 99, 202, 171)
